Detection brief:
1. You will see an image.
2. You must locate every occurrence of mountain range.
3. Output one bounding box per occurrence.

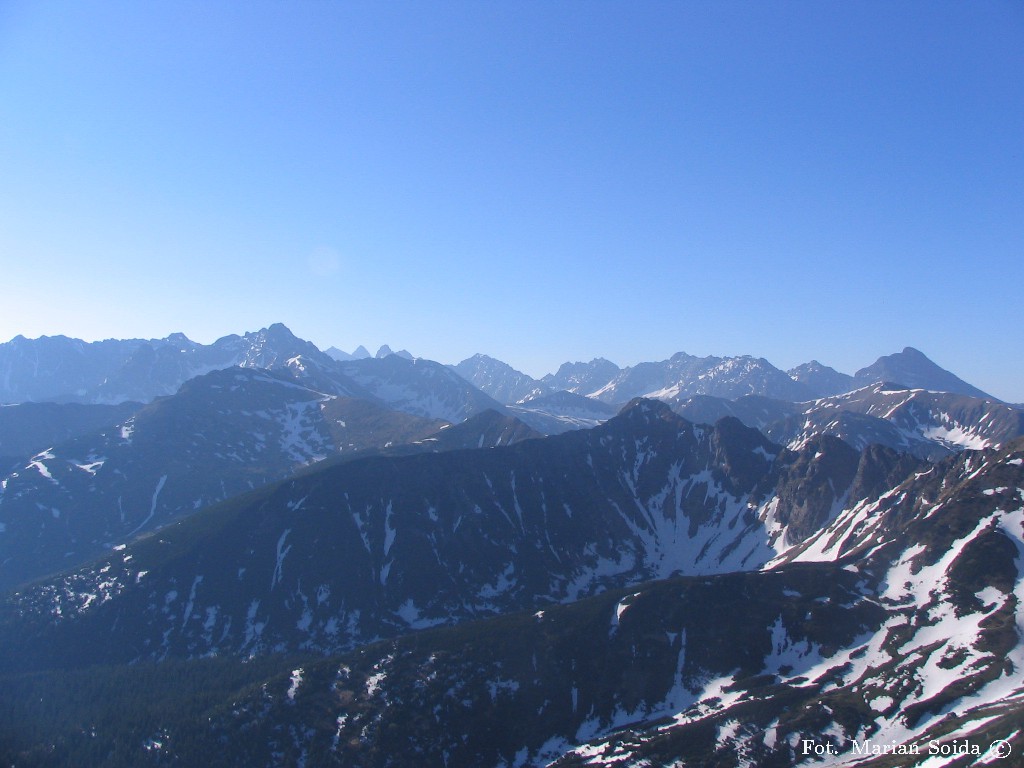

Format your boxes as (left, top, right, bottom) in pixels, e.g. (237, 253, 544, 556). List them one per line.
(0, 324, 1022, 766)
(2, 401, 1022, 765)
(2, 327, 997, 409)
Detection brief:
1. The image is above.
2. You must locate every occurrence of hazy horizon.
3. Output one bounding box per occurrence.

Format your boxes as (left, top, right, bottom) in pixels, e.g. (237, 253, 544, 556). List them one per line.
(1, 323, 1012, 403)
(2, 3, 1021, 399)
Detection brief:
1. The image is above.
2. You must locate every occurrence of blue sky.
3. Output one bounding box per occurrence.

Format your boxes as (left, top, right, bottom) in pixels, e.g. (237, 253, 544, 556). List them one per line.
(1, 2, 1022, 399)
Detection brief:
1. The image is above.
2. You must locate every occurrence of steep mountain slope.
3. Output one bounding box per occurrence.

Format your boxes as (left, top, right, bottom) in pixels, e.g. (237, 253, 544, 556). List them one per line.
(334, 354, 506, 422)
(154, 435, 1024, 766)
(549, 429, 1024, 766)
(318, 397, 447, 453)
(319, 410, 542, 463)
(217, 323, 334, 370)
(451, 354, 550, 404)
(768, 383, 1024, 459)
(308, 410, 544, 469)
(1, 401, 917, 668)
(542, 358, 622, 395)
(0, 364, 502, 592)
(0, 350, 543, 594)
(854, 347, 993, 400)
(667, 385, 1024, 462)
(509, 390, 619, 434)
(4, 437, 1021, 767)
(273, 351, 379, 402)
(0, 401, 141, 471)
(670, 393, 800, 431)
(406, 409, 543, 451)
(0, 367, 345, 591)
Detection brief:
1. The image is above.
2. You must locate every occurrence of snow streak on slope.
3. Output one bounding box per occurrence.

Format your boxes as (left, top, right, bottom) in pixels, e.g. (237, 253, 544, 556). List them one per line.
(549, 443, 1024, 767)
(6, 418, 1024, 766)
(775, 384, 1022, 460)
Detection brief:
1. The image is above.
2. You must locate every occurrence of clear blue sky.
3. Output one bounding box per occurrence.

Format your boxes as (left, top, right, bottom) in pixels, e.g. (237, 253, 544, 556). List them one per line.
(1, 2, 1022, 400)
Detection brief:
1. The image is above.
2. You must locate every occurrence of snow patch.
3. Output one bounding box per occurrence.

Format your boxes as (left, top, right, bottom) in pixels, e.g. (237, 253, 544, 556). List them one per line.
(271, 529, 292, 589)
(287, 668, 303, 702)
(126, 474, 168, 538)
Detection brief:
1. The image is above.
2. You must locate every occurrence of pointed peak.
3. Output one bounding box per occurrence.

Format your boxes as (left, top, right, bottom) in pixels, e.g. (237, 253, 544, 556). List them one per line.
(616, 397, 677, 421)
(324, 346, 352, 361)
(854, 347, 990, 399)
(165, 332, 193, 348)
(244, 323, 300, 343)
(458, 353, 511, 369)
(265, 322, 296, 337)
